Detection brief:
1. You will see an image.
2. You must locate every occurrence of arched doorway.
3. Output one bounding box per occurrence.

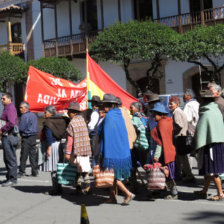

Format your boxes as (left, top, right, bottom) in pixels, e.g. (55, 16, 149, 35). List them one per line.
(192, 71, 211, 97)
(136, 77, 160, 94)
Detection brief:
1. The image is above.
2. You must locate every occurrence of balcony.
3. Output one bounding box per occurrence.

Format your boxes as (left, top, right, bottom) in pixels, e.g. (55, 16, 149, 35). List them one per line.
(0, 43, 24, 55)
(43, 30, 99, 58)
(155, 6, 224, 33)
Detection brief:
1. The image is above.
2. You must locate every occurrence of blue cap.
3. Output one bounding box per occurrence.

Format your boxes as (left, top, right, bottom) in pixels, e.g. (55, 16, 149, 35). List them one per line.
(151, 102, 169, 114)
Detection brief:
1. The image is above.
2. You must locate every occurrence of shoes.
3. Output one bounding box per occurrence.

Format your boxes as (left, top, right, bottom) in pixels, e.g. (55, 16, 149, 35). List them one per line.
(2, 180, 17, 187)
(194, 190, 207, 199)
(18, 172, 26, 178)
(208, 194, 224, 201)
(164, 194, 178, 200)
(31, 172, 39, 177)
(121, 193, 135, 206)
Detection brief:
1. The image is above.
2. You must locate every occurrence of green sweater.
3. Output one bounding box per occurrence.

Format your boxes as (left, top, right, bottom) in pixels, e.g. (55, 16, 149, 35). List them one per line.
(195, 102, 224, 150)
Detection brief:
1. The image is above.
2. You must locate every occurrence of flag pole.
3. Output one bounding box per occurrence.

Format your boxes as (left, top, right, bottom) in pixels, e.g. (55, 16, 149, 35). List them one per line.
(86, 36, 91, 109)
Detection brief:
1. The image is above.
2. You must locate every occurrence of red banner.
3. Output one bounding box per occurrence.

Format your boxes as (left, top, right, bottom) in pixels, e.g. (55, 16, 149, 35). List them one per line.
(25, 66, 88, 112)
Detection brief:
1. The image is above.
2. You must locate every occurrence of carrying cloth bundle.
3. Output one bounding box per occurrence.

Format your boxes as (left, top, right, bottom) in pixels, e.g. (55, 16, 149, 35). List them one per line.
(57, 163, 77, 185)
(92, 165, 114, 188)
(144, 163, 168, 190)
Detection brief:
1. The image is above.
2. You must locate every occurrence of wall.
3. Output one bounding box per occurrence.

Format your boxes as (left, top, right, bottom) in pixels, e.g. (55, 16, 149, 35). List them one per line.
(213, 0, 224, 7)
(70, 58, 127, 91)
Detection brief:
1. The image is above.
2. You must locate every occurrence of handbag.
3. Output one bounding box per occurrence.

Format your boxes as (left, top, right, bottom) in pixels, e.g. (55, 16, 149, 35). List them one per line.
(144, 163, 166, 190)
(56, 163, 77, 185)
(92, 165, 114, 188)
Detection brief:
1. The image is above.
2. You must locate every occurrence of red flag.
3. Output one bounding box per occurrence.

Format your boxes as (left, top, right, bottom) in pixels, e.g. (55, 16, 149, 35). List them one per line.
(87, 53, 138, 109)
(25, 66, 87, 112)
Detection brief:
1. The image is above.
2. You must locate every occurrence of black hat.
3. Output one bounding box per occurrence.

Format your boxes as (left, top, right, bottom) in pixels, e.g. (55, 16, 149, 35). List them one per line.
(67, 102, 81, 111)
(88, 95, 101, 103)
(102, 94, 118, 104)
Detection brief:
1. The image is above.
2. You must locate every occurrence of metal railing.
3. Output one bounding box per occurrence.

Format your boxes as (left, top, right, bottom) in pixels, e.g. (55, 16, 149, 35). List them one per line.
(0, 43, 24, 55)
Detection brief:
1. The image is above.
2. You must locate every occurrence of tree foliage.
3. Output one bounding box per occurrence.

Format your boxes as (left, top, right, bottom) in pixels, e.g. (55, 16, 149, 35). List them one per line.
(172, 24, 224, 83)
(0, 51, 27, 91)
(90, 20, 178, 94)
(28, 57, 83, 81)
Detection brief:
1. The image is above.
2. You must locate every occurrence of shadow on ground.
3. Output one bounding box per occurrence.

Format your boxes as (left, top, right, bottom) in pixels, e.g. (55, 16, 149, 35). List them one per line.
(184, 211, 224, 224)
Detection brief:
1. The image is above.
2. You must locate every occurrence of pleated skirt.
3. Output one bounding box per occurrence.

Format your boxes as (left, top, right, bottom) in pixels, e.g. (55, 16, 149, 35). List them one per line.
(203, 143, 224, 175)
(40, 141, 60, 172)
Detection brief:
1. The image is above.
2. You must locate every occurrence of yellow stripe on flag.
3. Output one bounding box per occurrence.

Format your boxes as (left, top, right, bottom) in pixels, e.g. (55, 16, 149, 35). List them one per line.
(89, 79, 105, 100)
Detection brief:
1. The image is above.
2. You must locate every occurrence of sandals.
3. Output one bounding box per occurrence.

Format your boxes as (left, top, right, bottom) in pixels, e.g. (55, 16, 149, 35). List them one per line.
(121, 193, 135, 206)
(209, 194, 224, 201)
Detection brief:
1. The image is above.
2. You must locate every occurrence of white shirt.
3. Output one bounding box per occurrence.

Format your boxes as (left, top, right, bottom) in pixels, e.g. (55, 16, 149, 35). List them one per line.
(183, 99, 200, 134)
(88, 110, 99, 132)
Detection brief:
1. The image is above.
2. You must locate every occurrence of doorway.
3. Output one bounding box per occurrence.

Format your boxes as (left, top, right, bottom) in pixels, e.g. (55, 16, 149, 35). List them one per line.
(189, 0, 213, 13)
(134, 0, 153, 21)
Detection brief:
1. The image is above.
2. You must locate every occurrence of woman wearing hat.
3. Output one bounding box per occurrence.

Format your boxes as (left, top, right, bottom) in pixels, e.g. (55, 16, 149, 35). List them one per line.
(130, 102, 149, 190)
(194, 90, 224, 201)
(65, 102, 92, 195)
(151, 102, 178, 199)
(100, 94, 135, 205)
(40, 105, 69, 195)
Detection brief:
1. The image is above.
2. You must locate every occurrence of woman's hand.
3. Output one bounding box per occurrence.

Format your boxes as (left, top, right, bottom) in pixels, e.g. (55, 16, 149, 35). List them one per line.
(153, 157, 159, 162)
(65, 154, 70, 161)
(46, 146, 51, 157)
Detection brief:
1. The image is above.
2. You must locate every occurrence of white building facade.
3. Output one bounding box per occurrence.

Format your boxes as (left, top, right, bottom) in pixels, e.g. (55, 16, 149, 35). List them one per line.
(0, 0, 224, 98)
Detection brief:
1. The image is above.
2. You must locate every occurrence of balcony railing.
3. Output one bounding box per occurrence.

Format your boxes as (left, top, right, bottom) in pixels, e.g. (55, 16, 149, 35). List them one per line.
(43, 30, 100, 57)
(155, 6, 224, 32)
(0, 43, 24, 55)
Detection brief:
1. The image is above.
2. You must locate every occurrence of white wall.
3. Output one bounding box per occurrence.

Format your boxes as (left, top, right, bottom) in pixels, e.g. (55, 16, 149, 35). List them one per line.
(32, 0, 42, 60)
(71, 58, 127, 90)
(121, 0, 134, 23)
(0, 22, 8, 45)
(213, 0, 224, 7)
(103, 0, 119, 27)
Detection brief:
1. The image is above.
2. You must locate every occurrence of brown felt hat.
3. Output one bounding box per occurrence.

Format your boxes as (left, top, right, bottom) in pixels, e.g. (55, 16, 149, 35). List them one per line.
(67, 102, 81, 111)
(146, 93, 160, 103)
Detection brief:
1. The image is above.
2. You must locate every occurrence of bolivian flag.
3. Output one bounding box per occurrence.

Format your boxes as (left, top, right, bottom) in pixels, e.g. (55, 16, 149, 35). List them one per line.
(87, 53, 138, 109)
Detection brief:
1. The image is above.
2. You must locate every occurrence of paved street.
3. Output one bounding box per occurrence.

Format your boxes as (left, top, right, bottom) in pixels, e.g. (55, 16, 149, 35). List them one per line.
(0, 148, 224, 224)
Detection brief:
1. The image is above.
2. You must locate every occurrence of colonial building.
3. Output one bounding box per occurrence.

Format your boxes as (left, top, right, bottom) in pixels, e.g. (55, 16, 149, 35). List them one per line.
(0, 0, 224, 98)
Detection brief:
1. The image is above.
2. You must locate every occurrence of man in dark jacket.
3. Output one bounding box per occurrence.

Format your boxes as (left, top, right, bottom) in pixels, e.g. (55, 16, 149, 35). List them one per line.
(18, 101, 38, 177)
(0, 92, 18, 187)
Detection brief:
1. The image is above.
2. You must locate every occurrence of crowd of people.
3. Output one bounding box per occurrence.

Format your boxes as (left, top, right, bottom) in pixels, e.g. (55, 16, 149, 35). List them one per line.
(1, 82, 224, 204)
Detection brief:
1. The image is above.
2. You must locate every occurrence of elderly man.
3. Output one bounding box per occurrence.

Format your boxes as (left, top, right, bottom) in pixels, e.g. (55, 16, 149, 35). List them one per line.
(208, 82, 224, 115)
(0, 92, 18, 187)
(18, 101, 38, 177)
(183, 89, 200, 136)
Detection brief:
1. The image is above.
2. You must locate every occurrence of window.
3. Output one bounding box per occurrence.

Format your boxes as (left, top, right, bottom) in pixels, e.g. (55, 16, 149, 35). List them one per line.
(80, 0, 97, 32)
(11, 23, 22, 43)
(190, 0, 212, 13)
(134, 0, 153, 20)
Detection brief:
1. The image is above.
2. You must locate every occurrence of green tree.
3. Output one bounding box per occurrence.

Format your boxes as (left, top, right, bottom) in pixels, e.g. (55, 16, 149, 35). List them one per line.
(28, 57, 83, 81)
(90, 20, 178, 95)
(0, 51, 27, 91)
(172, 24, 224, 84)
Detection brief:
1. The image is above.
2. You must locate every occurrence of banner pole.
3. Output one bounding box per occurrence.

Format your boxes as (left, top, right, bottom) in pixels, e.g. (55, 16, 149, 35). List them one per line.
(86, 37, 91, 109)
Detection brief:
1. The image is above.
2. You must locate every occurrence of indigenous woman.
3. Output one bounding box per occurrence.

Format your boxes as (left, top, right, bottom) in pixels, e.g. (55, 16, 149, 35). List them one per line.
(40, 105, 69, 195)
(194, 90, 224, 201)
(100, 94, 135, 205)
(151, 102, 178, 199)
(130, 102, 149, 190)
(65, 102, 92, 195)
(169, 96, 195, 183)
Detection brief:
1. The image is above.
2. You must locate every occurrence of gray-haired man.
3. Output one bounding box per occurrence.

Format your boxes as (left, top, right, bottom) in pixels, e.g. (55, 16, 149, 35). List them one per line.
(208, 82, 224, 115)
(18, 101, 38, 177)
